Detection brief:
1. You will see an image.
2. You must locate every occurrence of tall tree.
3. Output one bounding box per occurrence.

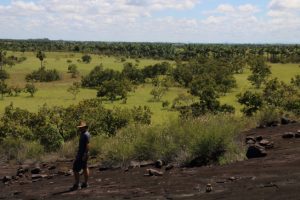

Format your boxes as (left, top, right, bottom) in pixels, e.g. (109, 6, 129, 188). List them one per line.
(248, 57, 271, 89)
(36, 50, 46, 69)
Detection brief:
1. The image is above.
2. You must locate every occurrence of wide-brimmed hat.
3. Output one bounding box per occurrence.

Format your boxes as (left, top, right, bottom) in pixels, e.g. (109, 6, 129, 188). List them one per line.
(77, 121, 88, 128)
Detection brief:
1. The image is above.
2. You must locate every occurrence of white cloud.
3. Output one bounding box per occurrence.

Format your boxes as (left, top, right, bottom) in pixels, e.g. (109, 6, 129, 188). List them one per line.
(238, 4, 259, 13)
(0, 0, 299, 43)
(216, 4, 235, 13)
(269, 0, 300, 10)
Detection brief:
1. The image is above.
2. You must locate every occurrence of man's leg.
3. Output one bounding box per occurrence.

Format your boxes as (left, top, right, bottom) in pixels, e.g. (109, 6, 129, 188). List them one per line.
(83, 167, 89, 184)
(74, 171, 80, 185)
(71, 159, 81, 190)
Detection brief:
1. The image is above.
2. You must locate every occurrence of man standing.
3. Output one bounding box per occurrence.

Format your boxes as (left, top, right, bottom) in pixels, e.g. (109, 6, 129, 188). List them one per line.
(71, 121, 91, 191)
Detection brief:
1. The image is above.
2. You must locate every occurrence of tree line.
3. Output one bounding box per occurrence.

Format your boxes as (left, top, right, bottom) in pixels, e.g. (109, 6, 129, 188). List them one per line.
(1, 39, 300, 63)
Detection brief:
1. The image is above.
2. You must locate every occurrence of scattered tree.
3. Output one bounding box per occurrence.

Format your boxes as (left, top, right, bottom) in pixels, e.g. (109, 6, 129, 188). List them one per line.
(25, 82, 37, 97)
(0, 69, 9, 81)
(237, 91, 264, 116)
(82, 54, 92, 63)
(36, 50, 46, 69)
(67, 64, 79, 78)
(248, 57, 271, 88)
(0, 81, 8, 99)
(67, 82, 81, 100)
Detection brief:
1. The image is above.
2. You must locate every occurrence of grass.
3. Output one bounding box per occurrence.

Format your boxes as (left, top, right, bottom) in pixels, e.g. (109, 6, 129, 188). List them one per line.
(1, 51, 299, 124)
(87, 114, 251, 167)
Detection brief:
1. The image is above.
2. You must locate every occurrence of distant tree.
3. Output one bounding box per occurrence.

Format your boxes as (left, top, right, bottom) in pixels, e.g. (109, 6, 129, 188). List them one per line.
(36, 50, 46, 69)
(150, 87, 166, 102)
(0, 69, 9, 81)
(0, 81, 8, 99)
(237, 91, 264, 116)
(291, 75, 300, 88)
(67, 64, 79, 78)
(0, 50, 6, 70)
(121, 62, 144, 84)
(11, 85, 22, 96)
(97, 79, 131, 101)
(162, 100, 170, 109)
(82, 54, 92, 63)
(25, 82, 37, 97)
(248, 57, 271, 88)
(263, 78, 297, 107)
(67, 82, 81, 100)
(149, 78, 168, 102)
(81, 65, 121, 88)
(172, 93, 195, 109)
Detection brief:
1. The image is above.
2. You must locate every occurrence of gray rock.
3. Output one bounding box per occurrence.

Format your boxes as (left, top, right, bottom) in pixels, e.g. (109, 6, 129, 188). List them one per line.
(155, 160, 164, 168)
(48, 166, 56, 170)
(31, 167, 41, 174)
(146, 168, 163, 176)
(259, 139, 274, 149)
(246, 144, 267, 159)
(255, 136, 263, 142)
(31, 174, 48, 180)
(2, 176, 12, 183)
(206, 184, 213, 193)
(245, 136, 256, 145)
(281, 117, 291, 125)
(282, 132, 294, 139)
(165, 164, 174, 171)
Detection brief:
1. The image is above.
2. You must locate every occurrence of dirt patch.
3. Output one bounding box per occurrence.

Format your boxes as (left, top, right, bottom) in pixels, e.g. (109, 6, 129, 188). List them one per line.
(1, 123, 300, 200)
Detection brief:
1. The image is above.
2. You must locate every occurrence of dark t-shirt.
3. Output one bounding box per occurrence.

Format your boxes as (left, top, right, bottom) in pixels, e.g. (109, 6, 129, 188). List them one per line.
(77, 131, 90, 157)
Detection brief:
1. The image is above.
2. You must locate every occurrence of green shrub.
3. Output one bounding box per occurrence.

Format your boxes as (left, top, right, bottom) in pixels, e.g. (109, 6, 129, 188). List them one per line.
(97, 114, 247, 166)
(0, 137, 44, 162)
(25, 67, 60, 82)
(58, 138, 77, 159)
(35, 124, 64, 152)
(255, 106, 281, 126)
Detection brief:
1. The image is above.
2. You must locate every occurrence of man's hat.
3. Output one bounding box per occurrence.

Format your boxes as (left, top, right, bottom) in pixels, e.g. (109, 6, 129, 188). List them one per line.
(77, 121, 88, 128)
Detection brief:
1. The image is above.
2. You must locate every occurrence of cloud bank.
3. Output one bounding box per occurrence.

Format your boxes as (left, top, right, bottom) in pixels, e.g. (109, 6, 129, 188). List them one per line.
(0, 0, 299, 43)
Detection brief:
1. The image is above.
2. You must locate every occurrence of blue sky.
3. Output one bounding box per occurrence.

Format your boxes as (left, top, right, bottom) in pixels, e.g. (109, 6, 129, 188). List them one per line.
(0, 0, 299, 43)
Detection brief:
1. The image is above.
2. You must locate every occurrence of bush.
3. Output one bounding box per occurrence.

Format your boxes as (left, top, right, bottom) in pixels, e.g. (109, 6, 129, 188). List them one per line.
(0, 137, 44, 162)
(96, 115, 247, 167)
(255, 106, 281, 127)
(35, 124, 64, 152)
(25, 67, 60, 82)
(82, 54, 92, 63)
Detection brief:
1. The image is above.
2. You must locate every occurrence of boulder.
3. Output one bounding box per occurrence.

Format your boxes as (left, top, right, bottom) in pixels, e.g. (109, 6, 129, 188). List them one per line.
(155, 160, 164, 168)
(266, 120, 279, 127)
(255, 136, 263, 142)
(258, 139, 274, 149)
(282, 132, 294, 139)
(17, 166, 29, 175)
(246, 144, 267, 159)
(295, 132, 300, 138)
(31, 174, 48, 180)
(145, 169, 163, 176)
(245, 136, 256, 145)
(129, 160, 155, 168)
(31, 167, 41, 174)
(48, 166, 56, 170)
(206, 184, 213, 193)
(165, 164, 174, 171)
(281, 117, 291, 125)
(2, 176, 12, 183)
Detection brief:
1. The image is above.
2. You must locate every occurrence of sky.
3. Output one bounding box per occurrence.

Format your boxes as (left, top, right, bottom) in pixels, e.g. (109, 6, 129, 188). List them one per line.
(0, 0, 300, 43)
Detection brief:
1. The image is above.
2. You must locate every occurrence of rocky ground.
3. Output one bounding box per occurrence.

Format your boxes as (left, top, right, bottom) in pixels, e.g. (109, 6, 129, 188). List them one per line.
(1, 123, 300, 200)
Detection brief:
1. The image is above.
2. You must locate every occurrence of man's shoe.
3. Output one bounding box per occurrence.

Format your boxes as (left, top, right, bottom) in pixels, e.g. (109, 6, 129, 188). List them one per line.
(81, 182, 89, 188)
(70, 184, 81, 191)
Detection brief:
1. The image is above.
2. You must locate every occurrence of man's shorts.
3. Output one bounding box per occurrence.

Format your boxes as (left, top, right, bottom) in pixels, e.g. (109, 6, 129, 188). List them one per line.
(73, 155, 88, 173)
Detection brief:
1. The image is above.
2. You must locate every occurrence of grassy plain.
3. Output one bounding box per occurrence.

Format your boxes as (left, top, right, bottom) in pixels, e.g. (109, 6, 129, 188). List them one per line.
(0, 51, 299, 124)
